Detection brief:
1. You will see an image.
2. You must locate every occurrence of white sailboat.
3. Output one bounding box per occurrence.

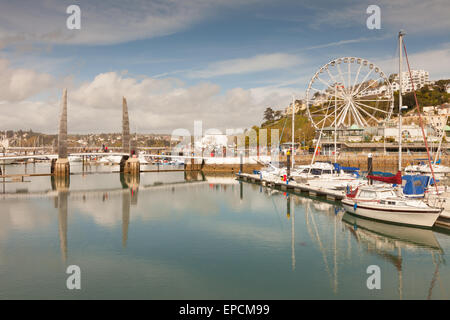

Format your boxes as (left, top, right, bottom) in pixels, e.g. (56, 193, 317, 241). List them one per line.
(342, 185, 442, 228)
(342, 31, 444, 228)
(404, 115, 450, 177)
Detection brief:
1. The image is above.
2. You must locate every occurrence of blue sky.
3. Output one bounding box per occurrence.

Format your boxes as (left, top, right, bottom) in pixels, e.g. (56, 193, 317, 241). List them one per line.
(0, 0, 449, 133)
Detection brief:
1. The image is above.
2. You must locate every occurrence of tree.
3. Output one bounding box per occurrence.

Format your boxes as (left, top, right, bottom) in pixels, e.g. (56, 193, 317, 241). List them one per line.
(435, 79, 450, 93)
(274, 110, 283, 120)
(263, 107, 275, 122)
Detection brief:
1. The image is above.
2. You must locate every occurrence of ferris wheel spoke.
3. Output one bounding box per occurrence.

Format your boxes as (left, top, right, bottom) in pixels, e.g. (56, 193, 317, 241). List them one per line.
(309, 98, 333, 118)
(326, 68, 341, 89)
(337, 103, 350, 127)
(315, 110, 336, 127)
(347, 62, 351, 94)
(307, 98, 344, 104)
(350, 103, 369, 127)
(330, 103, 347, 127)
(351, 68, 374, 95)
(354, 100, 389, 114)
(356, 99, 392, 102)
(315, 76, 334, 89)
(310, 100, 345, 114)
(348, 104, 358, 126)
(353, 102, 382, 124)
(354, 76, 384, 97)
(309, 87, 344, 100)
(329, 103, 346, 120)
(315, 76, 344, 96)
(336, 64, 347, 90)
(355, 76, 383, 96)
(352, 62, 363, 93)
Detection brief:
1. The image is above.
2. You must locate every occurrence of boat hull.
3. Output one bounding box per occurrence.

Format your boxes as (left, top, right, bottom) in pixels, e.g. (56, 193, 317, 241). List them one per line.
(342, 199, 441, 228)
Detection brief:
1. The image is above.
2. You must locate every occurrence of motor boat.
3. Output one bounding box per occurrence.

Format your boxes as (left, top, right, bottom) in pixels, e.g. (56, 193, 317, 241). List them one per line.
(138, 154, 150, 164)
(291, 162, 363, 190)
(98, 155, 123, 164)
(0, 153, 19, 164)
(68, 155, 83, 163)
(259, 162, 284, 182)
(404, 161, 450, 178)
(342, 184, 443, 228)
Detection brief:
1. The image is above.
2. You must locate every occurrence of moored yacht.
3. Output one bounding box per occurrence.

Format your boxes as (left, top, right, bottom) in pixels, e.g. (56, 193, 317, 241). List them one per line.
(342, 185, 443, 228)
(404, 161, 450, 178)
(291, 162, 363, 190)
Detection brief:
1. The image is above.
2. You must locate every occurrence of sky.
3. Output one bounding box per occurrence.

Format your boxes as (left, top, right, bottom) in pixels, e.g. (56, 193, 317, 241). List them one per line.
(0, 0, 449, 134)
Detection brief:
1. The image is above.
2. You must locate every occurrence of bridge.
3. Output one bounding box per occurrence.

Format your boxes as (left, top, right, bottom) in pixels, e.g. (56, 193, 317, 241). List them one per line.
(0, 91, 178, 177)
(0, 89, 259, 178)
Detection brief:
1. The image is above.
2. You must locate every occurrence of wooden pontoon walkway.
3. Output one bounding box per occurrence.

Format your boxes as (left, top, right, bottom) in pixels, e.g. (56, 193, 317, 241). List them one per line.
(236, 172, 450, 230)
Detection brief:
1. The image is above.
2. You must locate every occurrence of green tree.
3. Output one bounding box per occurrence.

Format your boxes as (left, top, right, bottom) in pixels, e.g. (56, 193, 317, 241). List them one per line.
(263, 107, 275, 122)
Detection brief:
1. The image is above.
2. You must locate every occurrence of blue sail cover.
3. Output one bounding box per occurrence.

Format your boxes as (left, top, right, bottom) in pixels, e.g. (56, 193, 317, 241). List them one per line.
(333, 163, 360, 176)
(371, 171, 394, 177)
(402, 175, 437, 195)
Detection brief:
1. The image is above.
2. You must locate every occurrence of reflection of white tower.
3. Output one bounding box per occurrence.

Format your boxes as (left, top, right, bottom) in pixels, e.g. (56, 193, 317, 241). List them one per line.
(57, 191, 68, 263)
(122, 191, 130, 248)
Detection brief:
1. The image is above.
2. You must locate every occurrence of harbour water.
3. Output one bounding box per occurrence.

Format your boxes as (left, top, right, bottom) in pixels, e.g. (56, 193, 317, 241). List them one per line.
(0, 164, 449, 299)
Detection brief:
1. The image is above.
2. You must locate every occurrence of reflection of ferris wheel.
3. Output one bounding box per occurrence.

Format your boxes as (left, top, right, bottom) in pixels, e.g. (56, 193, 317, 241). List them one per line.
(305, 57, 394, 130)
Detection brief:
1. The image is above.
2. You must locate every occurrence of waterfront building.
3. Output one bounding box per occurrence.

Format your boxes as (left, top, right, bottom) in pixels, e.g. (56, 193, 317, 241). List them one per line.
(391, 69, 430, 92)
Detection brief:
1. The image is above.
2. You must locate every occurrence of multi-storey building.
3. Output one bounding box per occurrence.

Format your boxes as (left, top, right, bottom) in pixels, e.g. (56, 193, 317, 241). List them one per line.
(391, 69, 430, 92)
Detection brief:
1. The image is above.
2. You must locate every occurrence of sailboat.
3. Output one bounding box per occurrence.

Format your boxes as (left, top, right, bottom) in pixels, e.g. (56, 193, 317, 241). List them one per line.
(342, 31, 444, 228)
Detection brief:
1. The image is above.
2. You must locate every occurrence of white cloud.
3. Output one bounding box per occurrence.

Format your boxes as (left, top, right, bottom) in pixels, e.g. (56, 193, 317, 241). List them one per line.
(0, 0, 262, 46)
(0, 58, 54, 101)
(304, 36, 388, 50)
(311, 0, 450, 33)
(189, 53, 303, 78)
(374, 45, 450, 80)
(0, 64, 294, 133)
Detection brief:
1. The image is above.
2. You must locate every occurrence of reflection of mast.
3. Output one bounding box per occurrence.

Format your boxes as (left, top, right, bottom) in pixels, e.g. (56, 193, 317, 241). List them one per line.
(304, 200, 333, 287)
(398, 247, 403, 300)
(342, 213, 448, 300)
(427, 252, 446, 300)
(287, 194, 295, 271)
(239, 181, 243, 201)
(333, 210, 338, 293)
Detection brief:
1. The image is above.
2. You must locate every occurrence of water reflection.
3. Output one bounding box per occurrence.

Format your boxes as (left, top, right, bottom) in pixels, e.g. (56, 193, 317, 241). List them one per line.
(51, 176, 70, 263)
(342, 212, 444, 299)
(0, 171, 449, 299)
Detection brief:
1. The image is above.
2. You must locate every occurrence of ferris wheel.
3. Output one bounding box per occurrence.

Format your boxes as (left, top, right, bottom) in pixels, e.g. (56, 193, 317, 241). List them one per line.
(305, 57, 394, 130)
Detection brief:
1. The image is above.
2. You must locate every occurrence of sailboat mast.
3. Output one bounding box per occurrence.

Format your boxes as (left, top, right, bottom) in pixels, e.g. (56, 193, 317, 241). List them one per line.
(434, 115, 448, 164)
(292, 95, 295, 169)
(334, 85, 337, 164)
(398, 31, 404, 172)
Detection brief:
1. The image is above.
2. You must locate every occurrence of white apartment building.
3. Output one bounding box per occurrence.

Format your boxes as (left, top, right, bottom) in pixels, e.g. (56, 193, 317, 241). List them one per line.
(391, 69, 430, 92)
(358, 84, 390, 97)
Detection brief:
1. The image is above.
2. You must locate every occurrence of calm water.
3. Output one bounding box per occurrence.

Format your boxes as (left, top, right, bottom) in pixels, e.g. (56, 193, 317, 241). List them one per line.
(0, 163, 449, 299)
